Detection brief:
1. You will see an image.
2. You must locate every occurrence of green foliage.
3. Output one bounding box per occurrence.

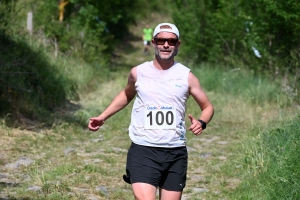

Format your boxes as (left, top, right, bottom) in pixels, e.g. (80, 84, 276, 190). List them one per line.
(23, 0, 169, 64)
(243, 0, 300, 69)
(0, 32, 77, 121)
(232, 117, 300, 199)
(0, 1, 80, 125)
(172, 0, 248, 65)
(0, 0, 17, 33)
(30, 0, 145, 63)
(171, 0, 300, 73)
(31, 1, 107, 63)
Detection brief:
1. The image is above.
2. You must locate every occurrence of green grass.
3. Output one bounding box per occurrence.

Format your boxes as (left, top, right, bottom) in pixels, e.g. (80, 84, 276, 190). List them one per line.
(192, 65, 290, 106)
(228, 116, 300, 200)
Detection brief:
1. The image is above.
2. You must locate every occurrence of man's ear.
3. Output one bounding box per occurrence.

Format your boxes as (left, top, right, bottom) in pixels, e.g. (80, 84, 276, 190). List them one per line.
(152, 39, 155, 47)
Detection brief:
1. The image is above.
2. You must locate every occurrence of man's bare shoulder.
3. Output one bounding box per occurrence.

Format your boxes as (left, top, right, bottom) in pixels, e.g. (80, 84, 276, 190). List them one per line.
(130, 61, 152, 79)
(188, 71, 200, 84)
(129, 66, 137, 83)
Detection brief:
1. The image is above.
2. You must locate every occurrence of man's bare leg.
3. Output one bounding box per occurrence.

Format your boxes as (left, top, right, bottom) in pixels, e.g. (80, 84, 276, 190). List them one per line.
(132, 182, 157, 200)
(159, 188, 182, 200)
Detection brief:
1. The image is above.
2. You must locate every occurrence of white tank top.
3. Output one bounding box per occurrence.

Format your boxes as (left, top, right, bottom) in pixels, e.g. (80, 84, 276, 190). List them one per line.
(129, 61, 190, 147)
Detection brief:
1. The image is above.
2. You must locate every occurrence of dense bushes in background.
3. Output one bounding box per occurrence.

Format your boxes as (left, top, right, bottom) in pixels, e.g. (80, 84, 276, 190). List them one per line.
(4, 0, 300, 77)
(171, 0, 299, 102)
(29, 0, 141, 64)
(8, 0, 168, 64)
(11, 0, 299, 80)
(172, 0, 300, 72)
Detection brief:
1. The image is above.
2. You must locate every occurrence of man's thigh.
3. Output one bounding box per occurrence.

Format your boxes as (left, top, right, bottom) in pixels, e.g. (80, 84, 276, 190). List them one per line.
(126, 143, 188, 191)
(132, 182, 157, 200)
(159, 147, 188, 191)
(126, 143, 163, 187)
(159, 188, 182, 200)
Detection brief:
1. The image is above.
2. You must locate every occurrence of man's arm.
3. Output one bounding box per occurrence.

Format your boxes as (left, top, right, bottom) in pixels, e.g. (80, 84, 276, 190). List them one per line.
(188, 72, 214, 135)
(88, 67, 137, 131)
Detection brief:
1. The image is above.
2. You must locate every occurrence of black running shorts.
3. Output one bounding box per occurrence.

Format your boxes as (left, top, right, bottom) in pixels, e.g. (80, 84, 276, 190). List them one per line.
(125, 142, 188, 191)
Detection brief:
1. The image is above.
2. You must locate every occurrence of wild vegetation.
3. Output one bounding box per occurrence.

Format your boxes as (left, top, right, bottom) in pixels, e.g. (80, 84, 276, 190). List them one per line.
(0, 0, 299, 199)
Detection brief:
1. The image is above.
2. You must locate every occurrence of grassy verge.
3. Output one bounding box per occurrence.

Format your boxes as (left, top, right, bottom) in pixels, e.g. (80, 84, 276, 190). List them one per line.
(228, 116, 300, 200)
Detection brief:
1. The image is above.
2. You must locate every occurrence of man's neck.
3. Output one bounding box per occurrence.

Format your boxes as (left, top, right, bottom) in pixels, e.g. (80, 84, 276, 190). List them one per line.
(153, 58, 175, 70)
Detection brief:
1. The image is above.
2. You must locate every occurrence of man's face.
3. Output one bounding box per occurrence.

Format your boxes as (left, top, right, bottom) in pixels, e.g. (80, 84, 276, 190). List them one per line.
(152, 32, 180, 61)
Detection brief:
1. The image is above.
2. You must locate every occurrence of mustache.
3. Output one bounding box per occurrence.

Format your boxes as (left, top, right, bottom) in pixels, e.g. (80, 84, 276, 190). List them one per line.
(157, 48, 172, 52)
(156, 48, 178, 56)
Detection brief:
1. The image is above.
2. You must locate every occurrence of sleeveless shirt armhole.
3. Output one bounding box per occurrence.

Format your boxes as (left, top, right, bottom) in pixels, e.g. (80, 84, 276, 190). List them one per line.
(176, 62, 191, 81)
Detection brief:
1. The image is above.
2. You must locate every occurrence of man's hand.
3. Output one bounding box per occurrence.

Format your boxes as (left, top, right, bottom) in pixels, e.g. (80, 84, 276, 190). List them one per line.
(88, 117, 105, 131)
(188, 114, 204, 136)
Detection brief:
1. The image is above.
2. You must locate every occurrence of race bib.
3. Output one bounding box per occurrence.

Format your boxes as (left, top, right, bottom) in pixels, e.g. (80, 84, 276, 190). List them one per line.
(144, 106, 176, 129)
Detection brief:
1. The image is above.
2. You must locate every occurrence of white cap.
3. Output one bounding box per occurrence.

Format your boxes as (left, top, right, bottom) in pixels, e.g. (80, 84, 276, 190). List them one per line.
(153, 23, 180, 38)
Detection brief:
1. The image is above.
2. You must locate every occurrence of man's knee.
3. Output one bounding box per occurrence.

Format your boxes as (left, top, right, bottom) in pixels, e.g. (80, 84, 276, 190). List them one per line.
(132, 183, 156, 200)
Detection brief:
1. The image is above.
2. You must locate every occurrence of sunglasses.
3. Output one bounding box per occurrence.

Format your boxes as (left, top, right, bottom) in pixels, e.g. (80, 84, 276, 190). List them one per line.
(154, 38, 178, 46)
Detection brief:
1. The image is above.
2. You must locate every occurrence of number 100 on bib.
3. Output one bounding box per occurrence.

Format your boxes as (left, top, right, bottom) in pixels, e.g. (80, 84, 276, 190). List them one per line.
(144, 109, 176, 129)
